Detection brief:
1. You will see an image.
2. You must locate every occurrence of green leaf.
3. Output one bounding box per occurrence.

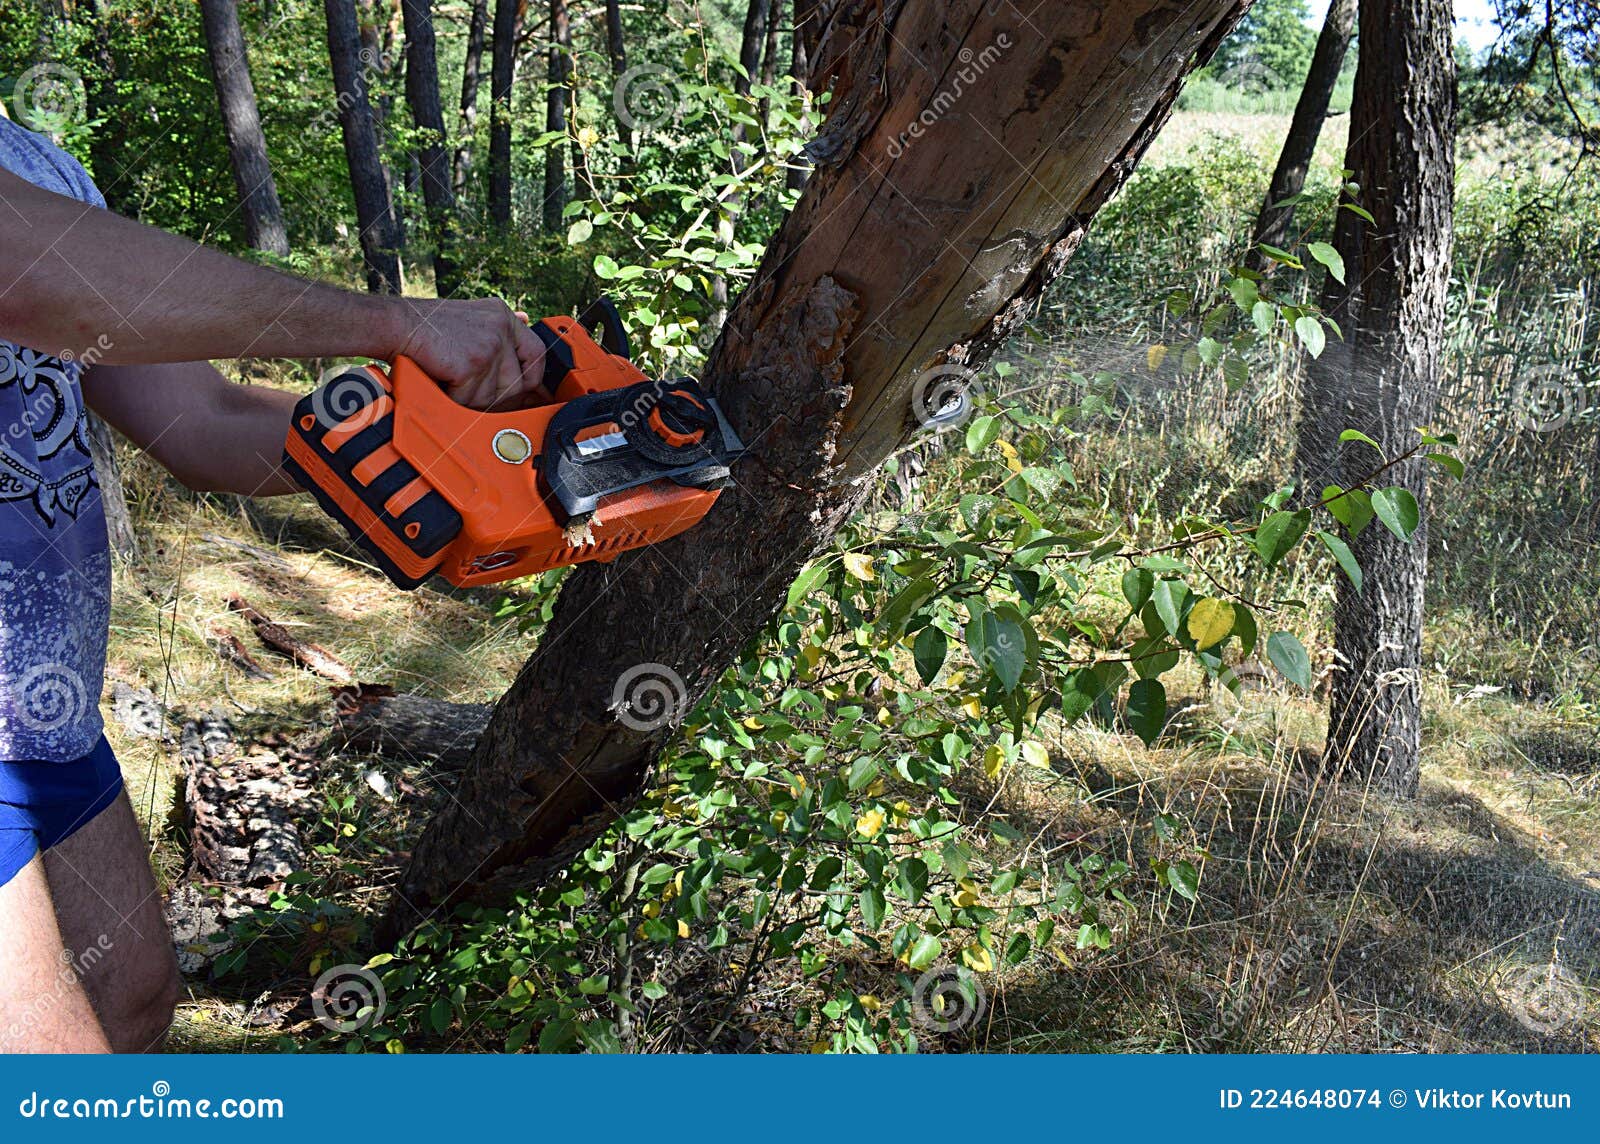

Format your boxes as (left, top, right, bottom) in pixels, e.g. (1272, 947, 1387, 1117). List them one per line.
(592, 253, 620, 279)
(1256, 509, 1310, 568)
(1266, 631, 1312, 690)
(1257, 242, 1303, 268)
(786, 562, 830, 610)
(847, 757, 880, 792)
(1316, 529, 1363, 591)
(1306, 241, 1346, 284)
(1341, 201, 1377, 224)
(1166, 859, 1200, 901)
(566, 218, 594, 245)
(1371, 487, 1420, 540)
(1121, 568, 1154, 612)
(896, 858, 930, 905)
(860, 886, 887, 930)
(913, 625, 947, 685)
(965, 415, 1000, 455)
(966, 609, 1027, 692)
(905, 934, 942, 970)
(1294, 315, 1326, 358)
(1125, 679, 1166, 746)
(876, 576, 939, 638)
(1251, 299, 1276, 336)
(1230, 604, 1258, 660)
(1338, 428, 1383, 453)
(1151, 579, 1189, 641)
(1427, 452, 1465, 479)
(1324, 485, 1375, 538)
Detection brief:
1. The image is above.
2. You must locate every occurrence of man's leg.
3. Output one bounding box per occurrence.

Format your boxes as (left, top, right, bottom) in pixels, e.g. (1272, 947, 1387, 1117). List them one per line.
(0, 852, 113, 1052)
(43, 792, 181, 1053)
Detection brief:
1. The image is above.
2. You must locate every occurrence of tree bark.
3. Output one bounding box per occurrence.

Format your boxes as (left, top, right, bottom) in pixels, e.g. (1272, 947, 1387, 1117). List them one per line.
(400, 0, 461, 294)
(1248, 0, 1355, 265)
(199, 0, 292, 256)
(787, 0, 817, 193)
(488, 0, 521, 228)
(453, 0, 489, 198)
(1303, 0, 1455, 796)
(602, 0, 629, 150)
(542, 0, 572, 232)
(86, 413, 136, 559)
(326, 0, 405, 292)
(384, 0, 1255, 935)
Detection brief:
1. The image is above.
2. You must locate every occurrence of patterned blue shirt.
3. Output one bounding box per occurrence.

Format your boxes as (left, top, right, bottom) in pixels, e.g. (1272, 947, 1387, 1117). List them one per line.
(0, 114, 111, 761)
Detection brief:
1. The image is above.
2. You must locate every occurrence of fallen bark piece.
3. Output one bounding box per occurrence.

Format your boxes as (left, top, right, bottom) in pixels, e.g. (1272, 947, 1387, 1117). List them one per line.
(109, 681, 174, 742)
(226, 594, 354, 683)
(166, 709, 318, 975)
(208, 624, 272, 680)
(331, 683, 490, 770)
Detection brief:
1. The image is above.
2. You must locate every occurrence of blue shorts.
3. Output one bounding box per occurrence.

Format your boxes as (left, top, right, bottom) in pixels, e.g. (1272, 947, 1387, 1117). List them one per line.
(0, 737, 123, 889)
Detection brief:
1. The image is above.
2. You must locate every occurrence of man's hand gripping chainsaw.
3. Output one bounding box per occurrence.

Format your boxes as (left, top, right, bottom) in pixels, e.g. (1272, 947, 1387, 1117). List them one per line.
(282, 299, 746, 589)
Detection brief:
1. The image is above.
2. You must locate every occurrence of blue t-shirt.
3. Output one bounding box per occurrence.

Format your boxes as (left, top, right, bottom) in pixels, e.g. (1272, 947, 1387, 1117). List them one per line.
(0, 114, 111, 761)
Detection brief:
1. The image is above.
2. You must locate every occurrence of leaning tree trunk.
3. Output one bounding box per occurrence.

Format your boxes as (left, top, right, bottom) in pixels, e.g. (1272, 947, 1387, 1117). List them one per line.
(384, 0, 1256, 935)
(542, 0, 572, 231)
(199, 0, 291, 256)
(488, 0, 520, 228)
(453, 0, 489, 197)
(1305, 0, 1455, 796)
(400, 0, 461, 294)
(1247, 0, 1355, 265)
(326, 0, 404, 293)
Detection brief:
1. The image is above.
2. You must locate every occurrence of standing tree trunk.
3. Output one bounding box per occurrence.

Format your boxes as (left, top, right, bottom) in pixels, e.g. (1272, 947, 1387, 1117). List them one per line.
(488, 0, 520, 228)
(1248, 0, 1356, 264)
(602, 0, 629, 151)
(542, 0, 572, 232)
(400, 0, 461, 294)
(787, 0, 817, 193)
(1303, 0, 1456, 796)
(708, 0, 772, 339)
(384, 0, 1257, 933)
(327, 0, 404, 292)
(199, 0, 291, 256)
(453, 0, 489, 198)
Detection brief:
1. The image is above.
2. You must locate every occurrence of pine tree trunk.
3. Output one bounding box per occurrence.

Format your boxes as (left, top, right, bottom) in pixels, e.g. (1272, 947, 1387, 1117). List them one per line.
(488, 0, 520, 228)
(787, 0, 817, 194)
(199, 0, 291, 256)
(453, 0, 489, 198)
(603, 0, 629, 151)
(383, 0, 1257, 934)
(400, 0, 460, 294)
(1307, 0, 1455, 797)
(542, 0, 571, 231)
(1248, 0, 1355, 264)
(326, 0, 403, 292)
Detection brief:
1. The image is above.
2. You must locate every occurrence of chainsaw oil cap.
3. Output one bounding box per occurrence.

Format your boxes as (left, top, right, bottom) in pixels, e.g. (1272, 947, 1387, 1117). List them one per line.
(492, 429, 533, 464)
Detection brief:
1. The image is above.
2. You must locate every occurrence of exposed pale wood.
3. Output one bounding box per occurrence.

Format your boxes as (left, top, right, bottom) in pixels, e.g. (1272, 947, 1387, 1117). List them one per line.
(226, 594, 355, 683)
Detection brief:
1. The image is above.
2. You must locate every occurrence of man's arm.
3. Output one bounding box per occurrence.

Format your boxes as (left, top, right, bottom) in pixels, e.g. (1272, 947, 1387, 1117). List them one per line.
(80, 363, 302, 497)
(0, 167, 545, 410)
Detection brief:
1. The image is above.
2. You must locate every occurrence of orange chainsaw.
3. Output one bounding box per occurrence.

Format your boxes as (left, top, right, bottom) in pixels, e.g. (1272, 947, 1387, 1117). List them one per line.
(282, 299, 745, 590)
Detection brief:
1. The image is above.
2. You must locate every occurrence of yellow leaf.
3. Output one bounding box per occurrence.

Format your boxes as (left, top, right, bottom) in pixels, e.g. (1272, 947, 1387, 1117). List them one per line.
(385, 1038, 407, 1054)
(865, 777, 886, 797)
(877, 706, 893, 726)
(677, 919, 690, 939)
(857, 808, 886, 838)
(641, 901, 661, 919)
(945, 670, 967, 689)
(1186, 597, 1235, 650)
(770, 810, 788, 830)
(309, 956, 323, 976)
(961, 696, 982, 719)
(955, 880, 980, 908)
(995, 439, 1023, 474)
(1020, 740, 1050, 769)
(843, 552, 876, 581)
(983, 743, 1005, 780)
(1050, 944, 1071, 966)
(743, 715, 764, 730)
(961, 944, 994, 972)
(892, 799, 912, 823)
(810, 1040, 831, 1053)
(635, 924, 649, 940)
(576, 126, 601, 150)
(1147, 343, 1169, 372)
(857, 994, 882, 1012)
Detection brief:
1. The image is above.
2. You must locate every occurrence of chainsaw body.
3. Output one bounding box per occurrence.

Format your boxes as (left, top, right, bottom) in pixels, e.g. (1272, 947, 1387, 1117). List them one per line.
(282, 304, 744, 589)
